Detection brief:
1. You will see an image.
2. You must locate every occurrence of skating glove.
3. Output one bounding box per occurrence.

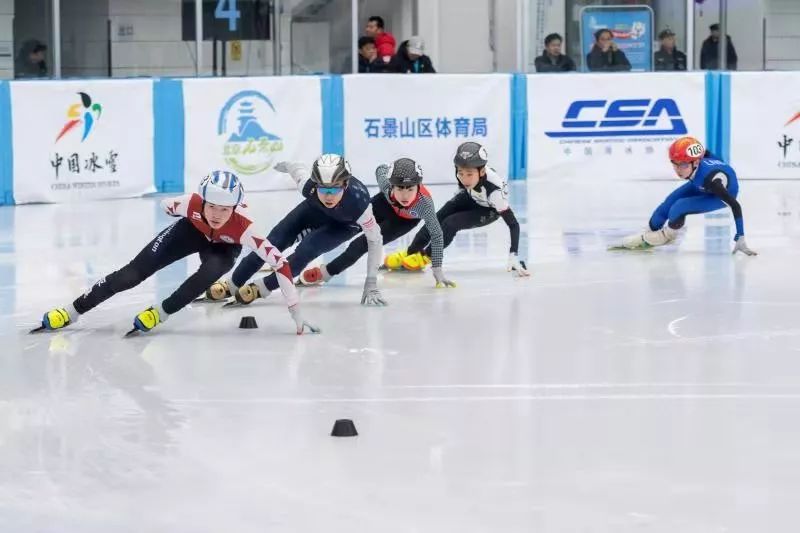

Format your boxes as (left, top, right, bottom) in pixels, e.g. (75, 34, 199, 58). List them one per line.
(288, 305, 321, 335)
(361, 276, 387, 306)
(732, 236, 757, 256)
(507, 253, 531, 277)
(432, 267, 456, 288)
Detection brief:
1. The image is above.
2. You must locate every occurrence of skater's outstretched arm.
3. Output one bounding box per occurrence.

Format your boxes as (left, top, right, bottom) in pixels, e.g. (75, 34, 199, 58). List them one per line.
(484, 171, 528, 276)
(375, 164, 393, 198)
(274, 161, 310, 193)
(706, 176, 744, 237)
(356, 204, 387, 306)
(706, 175, 756, 255)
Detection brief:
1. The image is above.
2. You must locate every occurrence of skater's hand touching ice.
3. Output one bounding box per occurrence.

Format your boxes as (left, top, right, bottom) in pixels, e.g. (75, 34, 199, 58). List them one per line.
(361, 276, 387, 306)
(289, 305, 321, 335)
(432, 267, 456, 288)
(732, 236, 757, 256)
(507, 253, 531, 277)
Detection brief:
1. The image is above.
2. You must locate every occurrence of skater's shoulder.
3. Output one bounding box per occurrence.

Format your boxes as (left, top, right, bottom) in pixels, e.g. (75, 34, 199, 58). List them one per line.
(699, 152, 731, 170)
(482, 167, 507, 189)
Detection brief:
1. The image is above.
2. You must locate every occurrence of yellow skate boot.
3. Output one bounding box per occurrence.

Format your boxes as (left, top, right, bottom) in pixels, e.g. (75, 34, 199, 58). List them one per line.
(402, 252, 431, 271)
(133, 306, 163, 333)
(205, 279, 232, 301)
(41, 307, 74, 331)
(234, 283, 263, 305)
(384, 250, 408, 271)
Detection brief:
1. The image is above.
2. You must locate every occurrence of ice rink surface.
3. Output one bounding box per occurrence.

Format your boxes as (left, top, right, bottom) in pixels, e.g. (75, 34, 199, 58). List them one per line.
(1, 179, 800, 532)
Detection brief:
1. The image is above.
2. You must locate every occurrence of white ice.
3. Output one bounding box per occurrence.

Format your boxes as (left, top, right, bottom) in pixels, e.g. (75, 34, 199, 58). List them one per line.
(1, 179, 800, 532)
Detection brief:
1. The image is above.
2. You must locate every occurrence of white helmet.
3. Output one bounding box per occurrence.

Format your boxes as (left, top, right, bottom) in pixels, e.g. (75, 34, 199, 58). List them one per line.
(198, 171, 244, 207)
(311, 154, 352, 186)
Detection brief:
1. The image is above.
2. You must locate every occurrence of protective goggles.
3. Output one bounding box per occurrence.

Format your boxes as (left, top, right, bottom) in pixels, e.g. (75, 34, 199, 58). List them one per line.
(670, 160, 693, 169)
(317, 185, 344, 195)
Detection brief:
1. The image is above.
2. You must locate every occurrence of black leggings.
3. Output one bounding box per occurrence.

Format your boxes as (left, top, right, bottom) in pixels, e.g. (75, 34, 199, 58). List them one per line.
(407, 192, 497, 256)
(73, 218, 241, 316)
(326, 194, 419, 276)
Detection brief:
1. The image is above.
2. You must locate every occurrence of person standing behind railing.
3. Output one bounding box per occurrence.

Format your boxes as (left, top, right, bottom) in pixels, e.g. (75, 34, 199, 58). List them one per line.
(534, 33, 576, 73)
(700, 23, 738, 70)
(654, 29, 687, 71)
(586, 29, 631, 72)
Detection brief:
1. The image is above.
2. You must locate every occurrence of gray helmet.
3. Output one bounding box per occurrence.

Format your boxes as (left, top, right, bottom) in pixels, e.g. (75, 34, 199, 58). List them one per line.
(388, 157, 423, 186)
(453, 142, 488, 168)
(311, 154, 352, 186)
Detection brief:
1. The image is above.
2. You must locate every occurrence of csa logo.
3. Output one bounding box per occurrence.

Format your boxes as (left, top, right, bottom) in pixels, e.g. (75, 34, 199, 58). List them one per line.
(218, 90, 284, 175)
(545, 98, 687, 138)
(56, 92, 102, 142)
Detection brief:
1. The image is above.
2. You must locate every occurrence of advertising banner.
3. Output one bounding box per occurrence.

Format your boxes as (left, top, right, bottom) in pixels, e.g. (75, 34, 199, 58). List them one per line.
(11, 79, 155, 204)
(343, 74, 511, 185)
(182, 76, 323, 192)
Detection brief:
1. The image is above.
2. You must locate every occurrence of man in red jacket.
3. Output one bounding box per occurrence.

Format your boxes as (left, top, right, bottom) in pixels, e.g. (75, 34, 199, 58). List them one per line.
(365, 15, 396, 64)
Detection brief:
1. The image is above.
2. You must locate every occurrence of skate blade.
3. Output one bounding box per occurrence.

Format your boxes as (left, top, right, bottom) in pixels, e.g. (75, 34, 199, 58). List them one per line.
(607, 244, 653, 252)
(380, 266, 425, 274)
(29, 325, 48, 334)
(124, 327, 141, 338)
(192, 296, 229, 303)
(222, 300, 250, 308)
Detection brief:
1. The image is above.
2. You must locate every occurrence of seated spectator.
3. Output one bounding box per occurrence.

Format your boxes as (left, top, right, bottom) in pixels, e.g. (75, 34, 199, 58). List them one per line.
(654, 29, 687, 71)
(586, 29, 631, 72)
(700, 23, 738, 70)
(15, 39, 48, 79)
(534, 33, 576, 72)
(388, 36, 436, 73)
(365, 15, 396, 65)
(357, 36, 385, 73)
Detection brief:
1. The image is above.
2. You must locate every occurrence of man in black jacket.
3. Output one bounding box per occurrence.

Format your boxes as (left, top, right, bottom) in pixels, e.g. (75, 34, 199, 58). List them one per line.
(700, 23, 738, 70)
(654, 29, 687, 71)
(358, 36, 386, 73)
(388, 36, 436, 73)
(586, 29, 631, 72)
(534, 33, 576, 73)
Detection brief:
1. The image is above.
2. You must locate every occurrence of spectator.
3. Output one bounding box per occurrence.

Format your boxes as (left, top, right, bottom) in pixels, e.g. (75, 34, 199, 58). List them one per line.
(586, 28, 631, 72)
(654, 29, 687, 71)
(365, 15, 396, 64)
(357, 36, 385, 73)
(534, 33, 576, 72)
(15, 39, 47, 79)
(388, 36, 436, 73)
(700, 23, 738, 70)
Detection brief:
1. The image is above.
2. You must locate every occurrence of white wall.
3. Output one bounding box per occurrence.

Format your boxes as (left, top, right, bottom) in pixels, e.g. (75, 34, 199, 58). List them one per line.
(693, 0, 765, 71)
(61, 0, 109, 77)
(765, 0, 800, 70)
(417, 0, 494, 73)
(0, 0, 14, 79)
(110, 0, 278, 77)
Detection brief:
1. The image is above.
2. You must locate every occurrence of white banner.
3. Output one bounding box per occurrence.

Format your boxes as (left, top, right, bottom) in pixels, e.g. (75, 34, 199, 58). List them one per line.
(528, 72, 706, 181)
(11, 79, 155, 204)
(730, 72, 800, 179)
(182, 77, 323, 193)
(343, 74, 511, 185)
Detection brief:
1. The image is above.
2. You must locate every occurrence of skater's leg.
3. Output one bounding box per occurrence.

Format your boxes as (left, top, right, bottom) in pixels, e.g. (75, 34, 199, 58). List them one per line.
(73, 219, 203, 316)
(648, 181, 699, 231)
(162, 244, 242, 314)
(229, 202, 323, 287)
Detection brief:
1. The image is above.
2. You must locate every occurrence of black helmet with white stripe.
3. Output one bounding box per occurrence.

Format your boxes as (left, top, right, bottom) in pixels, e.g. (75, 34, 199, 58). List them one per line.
(311, 154, 352, 186)
(388, 157, 423, 186)
(453, 142, 488, 168)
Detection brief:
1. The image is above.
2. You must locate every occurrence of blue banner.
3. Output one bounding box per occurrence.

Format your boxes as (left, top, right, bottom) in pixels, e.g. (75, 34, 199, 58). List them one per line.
(580, 6, 653, 72)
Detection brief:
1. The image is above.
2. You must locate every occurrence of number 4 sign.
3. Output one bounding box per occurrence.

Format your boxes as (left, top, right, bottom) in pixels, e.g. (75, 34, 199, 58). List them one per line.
(215, 0, 241, 32)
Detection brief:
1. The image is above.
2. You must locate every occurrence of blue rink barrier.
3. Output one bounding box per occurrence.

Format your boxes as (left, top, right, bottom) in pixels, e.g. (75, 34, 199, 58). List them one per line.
(0, 72, 731, 205)
(0, 81, 13, 205)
